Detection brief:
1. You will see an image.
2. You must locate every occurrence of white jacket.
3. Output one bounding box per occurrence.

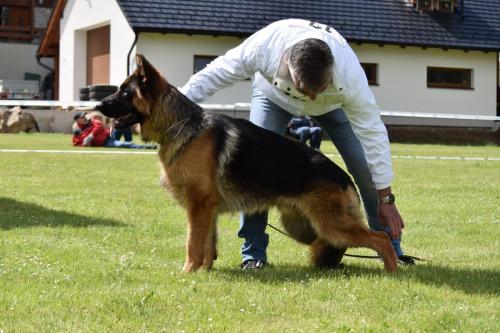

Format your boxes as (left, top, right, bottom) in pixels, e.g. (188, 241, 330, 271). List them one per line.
(180, 19, 393, 189)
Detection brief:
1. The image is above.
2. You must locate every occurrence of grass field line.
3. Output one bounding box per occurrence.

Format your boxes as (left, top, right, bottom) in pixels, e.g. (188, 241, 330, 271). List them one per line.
(1, 148, 499, 161)
(0, 149, 156, 155)
(390, 154, 500, 161)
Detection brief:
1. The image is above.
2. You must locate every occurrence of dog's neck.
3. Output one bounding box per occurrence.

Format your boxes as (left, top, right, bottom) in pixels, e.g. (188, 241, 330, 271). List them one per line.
(141, 86, 205, 164)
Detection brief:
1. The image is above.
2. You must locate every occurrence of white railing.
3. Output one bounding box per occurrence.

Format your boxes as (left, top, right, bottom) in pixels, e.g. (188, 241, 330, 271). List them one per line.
(1, 100, 499, 122)
(378, 111, 500, 122)
(0, 100, 99, 108)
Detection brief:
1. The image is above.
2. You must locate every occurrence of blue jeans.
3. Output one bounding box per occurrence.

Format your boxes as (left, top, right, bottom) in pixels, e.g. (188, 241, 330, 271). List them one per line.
(103, 137, 154, 149)
(294, 126, 322, 149)
(238, 90, 403, 263)
(113, 127, 133, 142)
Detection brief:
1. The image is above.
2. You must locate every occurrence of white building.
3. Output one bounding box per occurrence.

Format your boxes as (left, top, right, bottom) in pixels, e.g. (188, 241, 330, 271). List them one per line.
(37, 0, 500, 126)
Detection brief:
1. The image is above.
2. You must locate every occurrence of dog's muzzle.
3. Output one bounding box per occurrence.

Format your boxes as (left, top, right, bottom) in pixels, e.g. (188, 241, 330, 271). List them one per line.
(96, 99, 121, 118)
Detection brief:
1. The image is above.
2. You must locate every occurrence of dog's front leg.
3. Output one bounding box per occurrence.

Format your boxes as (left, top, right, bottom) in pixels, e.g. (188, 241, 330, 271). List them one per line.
(183, 194, 218, 272)
(202, 219, 218, 270)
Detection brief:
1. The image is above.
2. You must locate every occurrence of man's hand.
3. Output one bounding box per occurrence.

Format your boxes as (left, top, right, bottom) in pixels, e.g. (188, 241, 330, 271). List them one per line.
(109, 119, 117, 138)
(82, 134, 94, 146)
(377, 187, 405, 239)
(378, 203, 405, 240)
(72, 123, 82, 136)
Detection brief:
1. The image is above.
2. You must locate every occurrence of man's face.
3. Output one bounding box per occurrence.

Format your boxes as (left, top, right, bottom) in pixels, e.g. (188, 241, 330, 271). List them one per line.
(289, 66, 330, 101)
(76, 116, 88, 126)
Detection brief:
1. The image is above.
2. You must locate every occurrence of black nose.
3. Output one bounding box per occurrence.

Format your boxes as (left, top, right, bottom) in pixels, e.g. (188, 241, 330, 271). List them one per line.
(97, 99, 114, 117)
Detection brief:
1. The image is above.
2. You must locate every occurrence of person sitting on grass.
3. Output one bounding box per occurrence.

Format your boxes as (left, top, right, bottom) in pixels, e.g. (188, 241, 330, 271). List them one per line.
(72, 112, 155, 149)
(287, 115, 323, 151)
(110, 122, 135, 143)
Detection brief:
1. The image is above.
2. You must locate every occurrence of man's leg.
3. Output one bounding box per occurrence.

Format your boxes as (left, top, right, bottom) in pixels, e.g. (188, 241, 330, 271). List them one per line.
(313, 110, 404, 256)
(103, 137, 122, 147)
(121, 142, 156, 149)
(238, 89, 293, 267)
(309, 127, 322, 150)
(294, 127, 311, 144)
(123, 127, 133, 142)
(113, 128, 123, 141)
(104, 137, 155, 149)
(238, 211, 269, 265)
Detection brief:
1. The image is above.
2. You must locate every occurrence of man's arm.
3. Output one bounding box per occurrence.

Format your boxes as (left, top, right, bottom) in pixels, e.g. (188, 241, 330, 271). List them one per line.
(180, 24, 277, 103)
(341, 56, 404, 239)
(87, 120, 110, 146)
(288, 117, 302, 128)
(82, 134, 94, 146)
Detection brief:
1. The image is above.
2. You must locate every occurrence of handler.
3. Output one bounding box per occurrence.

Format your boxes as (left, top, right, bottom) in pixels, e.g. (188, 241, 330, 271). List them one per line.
(180, 19, 411, 269)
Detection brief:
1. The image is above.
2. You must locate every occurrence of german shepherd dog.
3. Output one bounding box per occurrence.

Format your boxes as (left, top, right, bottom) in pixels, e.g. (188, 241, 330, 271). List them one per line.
(98, 55, 397, 273)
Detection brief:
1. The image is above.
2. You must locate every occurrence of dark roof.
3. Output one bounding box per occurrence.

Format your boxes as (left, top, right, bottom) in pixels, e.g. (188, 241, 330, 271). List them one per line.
(116, 0, 500, 51)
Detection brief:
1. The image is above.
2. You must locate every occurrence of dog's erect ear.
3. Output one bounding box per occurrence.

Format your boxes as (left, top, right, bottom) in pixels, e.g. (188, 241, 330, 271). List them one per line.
(135, 54, 147, 77)
(135, 54, 167, 98)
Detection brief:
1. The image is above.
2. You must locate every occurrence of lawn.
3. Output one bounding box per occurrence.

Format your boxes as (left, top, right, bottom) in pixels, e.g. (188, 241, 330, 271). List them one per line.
(1, 133, 499, 332)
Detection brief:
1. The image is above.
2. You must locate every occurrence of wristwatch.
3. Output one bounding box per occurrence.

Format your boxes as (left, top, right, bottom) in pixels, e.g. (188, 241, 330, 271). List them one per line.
(378, 193, 395, 205)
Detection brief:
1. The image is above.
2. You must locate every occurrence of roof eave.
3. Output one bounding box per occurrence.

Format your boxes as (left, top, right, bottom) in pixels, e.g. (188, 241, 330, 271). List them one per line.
(37, 0, 67, 58)
(131, 25, 500, 52)
(132, 26, 251, 38)
(348, 38, 500, 52)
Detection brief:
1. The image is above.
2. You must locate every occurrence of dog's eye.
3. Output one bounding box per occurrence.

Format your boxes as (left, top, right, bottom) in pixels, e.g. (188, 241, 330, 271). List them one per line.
(121, 91, 128, 98)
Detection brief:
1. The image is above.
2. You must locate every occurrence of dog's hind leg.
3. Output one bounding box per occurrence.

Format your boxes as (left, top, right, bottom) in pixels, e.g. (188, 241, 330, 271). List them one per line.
(279, 206, 317, 245)
(320, 225, 397, 272)
(301, 186, 397, 272)
(310, 239, 347, 269)
(279, 205, 346, 269)
(183, 193, 218, 272)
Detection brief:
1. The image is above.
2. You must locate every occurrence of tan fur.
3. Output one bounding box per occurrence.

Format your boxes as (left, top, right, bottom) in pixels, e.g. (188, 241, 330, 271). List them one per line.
(293, 185, 397, 272)
(159, 130, 220, 271)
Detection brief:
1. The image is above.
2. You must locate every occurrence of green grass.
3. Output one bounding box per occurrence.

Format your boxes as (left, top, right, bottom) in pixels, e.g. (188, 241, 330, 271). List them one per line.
(0, 133, 499, 332)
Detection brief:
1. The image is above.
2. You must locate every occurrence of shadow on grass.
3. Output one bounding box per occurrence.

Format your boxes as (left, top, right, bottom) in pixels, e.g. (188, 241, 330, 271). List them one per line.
(216, 262, 500, 296)
(0, 197, 124, 229)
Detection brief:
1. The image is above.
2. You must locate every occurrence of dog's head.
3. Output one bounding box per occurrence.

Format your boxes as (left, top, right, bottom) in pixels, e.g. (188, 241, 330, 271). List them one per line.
(97, 54, 168, 129)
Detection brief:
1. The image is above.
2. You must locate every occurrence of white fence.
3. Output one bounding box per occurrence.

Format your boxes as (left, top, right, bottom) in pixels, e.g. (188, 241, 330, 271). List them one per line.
(1, 100, 499, 133)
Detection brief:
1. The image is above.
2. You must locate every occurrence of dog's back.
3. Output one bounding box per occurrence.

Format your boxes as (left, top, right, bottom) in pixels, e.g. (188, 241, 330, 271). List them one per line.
(201, 113, 356, 212)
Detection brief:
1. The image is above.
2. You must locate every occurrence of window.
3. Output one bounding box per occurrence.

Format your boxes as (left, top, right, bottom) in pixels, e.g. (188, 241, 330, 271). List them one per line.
(416, 0, 432, 11)
(361, 63, 378, 85)
(438, 0, 454, 13)
(193, 55, 217, 74)
(37, 0, 57, 8)
(5, 6, 30, 27)
(0, 7, 7, 25)
(427, 67, 473, 89)
(415, 0, 455, 13)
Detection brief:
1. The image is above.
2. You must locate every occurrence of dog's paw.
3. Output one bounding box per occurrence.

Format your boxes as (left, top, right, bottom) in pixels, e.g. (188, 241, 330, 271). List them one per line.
(182, 261, 197, 273)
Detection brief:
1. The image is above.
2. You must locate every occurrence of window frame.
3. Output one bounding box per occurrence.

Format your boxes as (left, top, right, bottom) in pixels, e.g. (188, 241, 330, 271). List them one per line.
(427, 66, 473, 90)
(193, 55, 218, 74)
(360, 63, 379, 86)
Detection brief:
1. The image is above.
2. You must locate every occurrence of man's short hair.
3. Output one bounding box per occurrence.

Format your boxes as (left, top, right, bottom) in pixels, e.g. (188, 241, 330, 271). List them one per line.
(288, 38, 333, 92)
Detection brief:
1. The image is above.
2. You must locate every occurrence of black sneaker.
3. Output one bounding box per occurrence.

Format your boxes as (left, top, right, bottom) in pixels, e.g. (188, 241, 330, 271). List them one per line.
(397, 255, 416, 265)
(241, 259, 266, 270)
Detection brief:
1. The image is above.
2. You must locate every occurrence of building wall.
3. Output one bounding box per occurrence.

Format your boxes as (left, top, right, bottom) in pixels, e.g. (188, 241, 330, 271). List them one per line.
(136, 33, 252, 104)
(0, 43, 53, 81)
(352, 44, 498, 117)
(59, 0, 135, 101)
(137, 34, 496, 117)
(57, 1, 497, 118)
